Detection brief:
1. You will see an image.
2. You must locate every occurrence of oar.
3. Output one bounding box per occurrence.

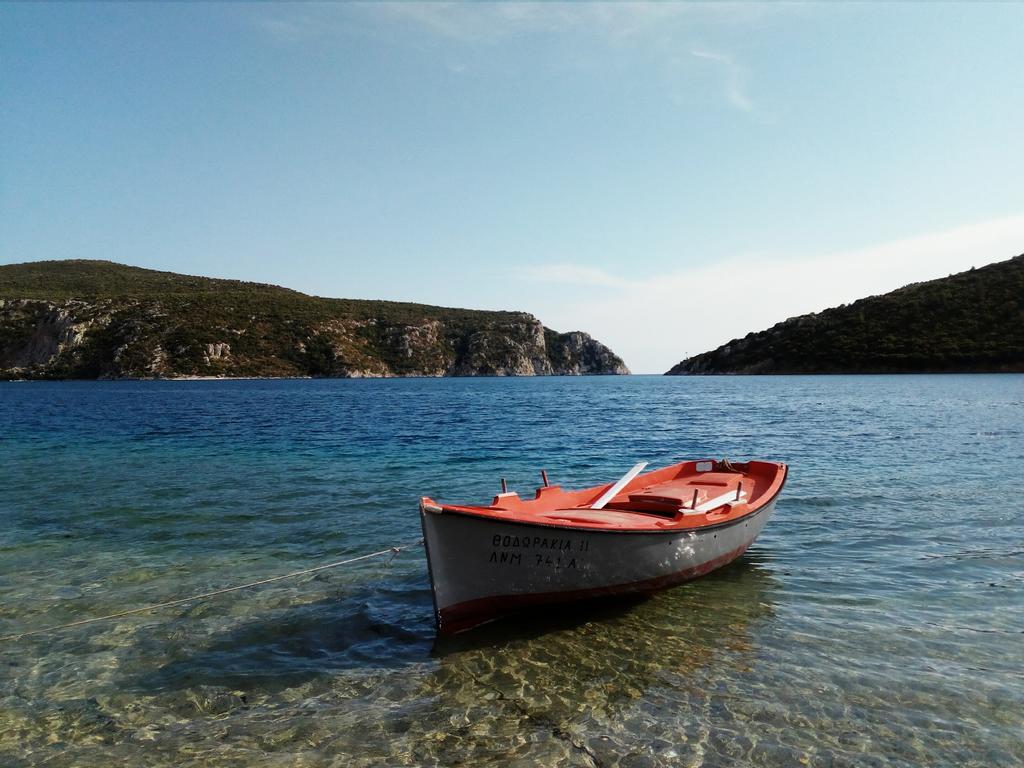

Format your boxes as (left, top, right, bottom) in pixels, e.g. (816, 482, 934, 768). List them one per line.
(590, 461, 649, 510)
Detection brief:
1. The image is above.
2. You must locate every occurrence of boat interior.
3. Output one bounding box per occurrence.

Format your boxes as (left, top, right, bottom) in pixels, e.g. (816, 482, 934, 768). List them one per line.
(426, 459, 787, 531)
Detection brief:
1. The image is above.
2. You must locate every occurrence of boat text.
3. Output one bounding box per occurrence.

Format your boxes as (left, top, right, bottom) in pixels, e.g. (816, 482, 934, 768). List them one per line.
(491, 534, 589, 551)
(486, 550, 577, 569)
(487, 534, 587, 569)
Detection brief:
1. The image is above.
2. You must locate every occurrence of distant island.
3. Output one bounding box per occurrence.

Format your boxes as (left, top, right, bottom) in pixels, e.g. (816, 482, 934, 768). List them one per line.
(0, 261, 629, 379)
(667, 254, 1024, 375)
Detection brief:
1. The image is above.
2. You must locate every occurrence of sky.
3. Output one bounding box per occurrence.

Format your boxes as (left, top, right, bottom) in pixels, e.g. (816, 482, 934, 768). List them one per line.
(2, 2, 1023, 373)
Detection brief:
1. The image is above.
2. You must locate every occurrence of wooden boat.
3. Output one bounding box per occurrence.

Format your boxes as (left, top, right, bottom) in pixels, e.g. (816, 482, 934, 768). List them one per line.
(420, 458, 788, 634)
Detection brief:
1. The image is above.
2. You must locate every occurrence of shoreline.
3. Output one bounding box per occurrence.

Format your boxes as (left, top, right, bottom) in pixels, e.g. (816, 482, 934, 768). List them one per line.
(3, 370, 1023, 383)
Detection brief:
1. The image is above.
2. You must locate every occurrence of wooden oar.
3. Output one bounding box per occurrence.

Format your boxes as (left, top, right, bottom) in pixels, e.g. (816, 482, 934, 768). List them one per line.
(590, 461, 649, 510)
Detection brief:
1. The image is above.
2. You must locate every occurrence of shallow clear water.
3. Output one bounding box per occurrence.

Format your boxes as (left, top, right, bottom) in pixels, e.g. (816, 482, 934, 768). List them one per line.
(1, 375, 1022, 767)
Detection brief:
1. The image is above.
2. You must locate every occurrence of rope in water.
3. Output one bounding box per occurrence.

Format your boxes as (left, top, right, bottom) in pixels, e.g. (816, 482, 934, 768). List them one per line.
(0, 539, 424, 643)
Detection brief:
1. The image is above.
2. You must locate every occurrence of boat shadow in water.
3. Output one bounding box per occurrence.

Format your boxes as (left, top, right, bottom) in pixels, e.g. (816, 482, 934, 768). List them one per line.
(130, 571, 438, 694)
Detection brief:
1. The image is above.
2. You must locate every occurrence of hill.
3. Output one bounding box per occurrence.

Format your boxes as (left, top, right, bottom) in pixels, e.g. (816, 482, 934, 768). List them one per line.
(666, 254, 1024, 375)
(0, 260, 629, 379)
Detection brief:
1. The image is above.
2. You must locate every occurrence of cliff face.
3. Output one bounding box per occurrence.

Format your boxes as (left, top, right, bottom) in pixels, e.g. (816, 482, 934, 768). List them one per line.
(0, 262, 629, 379)
(666, 254, 1024, 375)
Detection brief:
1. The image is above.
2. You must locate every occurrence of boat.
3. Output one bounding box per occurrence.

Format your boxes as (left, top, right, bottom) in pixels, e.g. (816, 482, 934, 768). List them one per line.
(420, 458, 787, 634)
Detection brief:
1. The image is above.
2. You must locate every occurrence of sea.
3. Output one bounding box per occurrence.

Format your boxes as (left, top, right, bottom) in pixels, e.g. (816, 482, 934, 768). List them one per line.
(1, 375, 1021, 767)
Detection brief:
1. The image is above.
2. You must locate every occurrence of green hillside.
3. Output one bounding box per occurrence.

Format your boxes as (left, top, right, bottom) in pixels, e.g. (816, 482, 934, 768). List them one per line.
(0, 260, 629, 379)
(0, 259, 521, 324)
(666, 254, 1024, 374)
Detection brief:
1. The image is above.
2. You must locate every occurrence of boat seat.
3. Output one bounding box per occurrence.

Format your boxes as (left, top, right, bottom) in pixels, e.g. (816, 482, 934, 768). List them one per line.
(602, 483, 690, 517)
(604, 476, 745, 517)
(628, 486, 694, 506)
(687, 472, 743, 487)
(600, 499, 678, 517)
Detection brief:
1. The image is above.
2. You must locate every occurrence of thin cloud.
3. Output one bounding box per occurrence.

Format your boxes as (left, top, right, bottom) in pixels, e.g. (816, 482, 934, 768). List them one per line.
(249, 3, 789, 113)
(691, 49, 753, 112)
(380, 3, 678, 42)
(378, 2, 785, 42)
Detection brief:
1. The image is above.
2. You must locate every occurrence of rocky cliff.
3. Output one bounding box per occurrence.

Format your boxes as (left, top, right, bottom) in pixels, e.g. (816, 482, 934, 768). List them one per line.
(666, 254, 1024, 375)
(0, 261, 629, 379)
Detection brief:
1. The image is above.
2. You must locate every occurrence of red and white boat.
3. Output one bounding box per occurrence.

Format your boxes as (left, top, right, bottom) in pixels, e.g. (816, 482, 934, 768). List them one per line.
(420, 458, 788, 634)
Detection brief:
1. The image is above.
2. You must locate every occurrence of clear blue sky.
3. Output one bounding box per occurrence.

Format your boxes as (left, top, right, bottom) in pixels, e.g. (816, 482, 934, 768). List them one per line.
(3, 3, 1023, 371)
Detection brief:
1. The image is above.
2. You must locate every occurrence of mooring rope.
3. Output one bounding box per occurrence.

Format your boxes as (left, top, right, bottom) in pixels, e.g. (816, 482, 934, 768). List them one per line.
(0, 539, 424, 643)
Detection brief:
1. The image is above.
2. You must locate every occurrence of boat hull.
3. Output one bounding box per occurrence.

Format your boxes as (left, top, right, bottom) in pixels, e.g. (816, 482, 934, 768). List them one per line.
(421, 498, 776, 634)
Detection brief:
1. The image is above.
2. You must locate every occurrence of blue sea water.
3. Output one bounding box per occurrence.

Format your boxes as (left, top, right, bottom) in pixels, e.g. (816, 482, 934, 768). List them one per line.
(1, 375, 1022, 767)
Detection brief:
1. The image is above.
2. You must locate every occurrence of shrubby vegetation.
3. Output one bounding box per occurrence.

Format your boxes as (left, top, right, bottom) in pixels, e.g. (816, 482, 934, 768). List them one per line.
(667, 254, 1024, 374)
(0, 261, 628, 379)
